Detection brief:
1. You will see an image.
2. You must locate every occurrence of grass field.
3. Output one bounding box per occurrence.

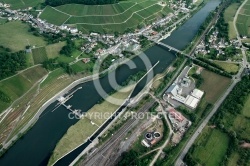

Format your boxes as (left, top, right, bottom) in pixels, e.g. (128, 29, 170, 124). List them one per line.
(39, 0, 173, 33)
(48, 84, 135, 165)
(190, 127, 229, 166)
(242, 95, 250, 117)
(0, 65, 48, 113)
(71, 61, 94, 73)
(32, 42, 67, 64)
(2, 0, 44, 9)
(0, 21, 46, 51)
(45, 41, 66, 59)
(199, 70, 231, 104)
(227, 152, 240, 166)
(237, 0, 250, 37)
(31, 47, 48, 64)
(0, 18, 7, 24)
(224, 3, 239, 39)
(213, 61, 239, 73)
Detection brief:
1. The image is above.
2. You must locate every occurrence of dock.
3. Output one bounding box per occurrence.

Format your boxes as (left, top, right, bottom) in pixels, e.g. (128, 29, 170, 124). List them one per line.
(51, 87, 83, 115)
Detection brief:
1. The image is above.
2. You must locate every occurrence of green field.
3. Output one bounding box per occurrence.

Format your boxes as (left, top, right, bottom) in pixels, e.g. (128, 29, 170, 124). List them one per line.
(45, 41, 66, 59)
(71, 61, 94, 73)
(213, 61, 239, 73)
(48, 84, 135, 165)
(0, 66, 48, 112)
(224, 3, 239, 39)
(242, 95, 250, 117)
(0, 21, 46, 51)
(39, 0, 173, 33)
(236, 0, 250, 37)
(190, 127, 229, 166)
(199, 70, 231, 103)
(2, 0, 44, 9)
(32, 42, 68, 64)
(0, 18, 7, 25)
(31, 47, 48, 64)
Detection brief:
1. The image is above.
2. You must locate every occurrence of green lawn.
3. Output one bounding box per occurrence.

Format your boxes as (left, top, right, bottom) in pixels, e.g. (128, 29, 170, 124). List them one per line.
(39, 0, 173, 33)
(48, 84, 135, 165)
(45, 42, 66, 59)
(199, 70, 231, 103)
(213, 61, 239, 73)
(0, 66, 48, 113)
(31, 47, 48, 64)
(191, 127, 229, 166)
(0, 21, 46, 51)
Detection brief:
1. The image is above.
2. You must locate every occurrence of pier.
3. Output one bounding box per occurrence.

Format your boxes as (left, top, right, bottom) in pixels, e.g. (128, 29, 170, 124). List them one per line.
(51, 86, 83, 118)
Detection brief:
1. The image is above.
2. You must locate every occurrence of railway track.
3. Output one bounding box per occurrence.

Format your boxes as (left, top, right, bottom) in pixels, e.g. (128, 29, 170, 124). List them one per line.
(81, 100, 156, 166)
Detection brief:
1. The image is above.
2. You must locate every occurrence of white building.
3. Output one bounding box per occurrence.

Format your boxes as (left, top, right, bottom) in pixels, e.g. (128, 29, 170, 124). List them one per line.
(191, 89, 204, 99)
(184, 95, 199, 109)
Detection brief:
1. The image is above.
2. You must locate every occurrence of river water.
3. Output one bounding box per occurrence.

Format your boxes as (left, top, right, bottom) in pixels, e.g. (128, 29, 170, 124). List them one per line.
(0, 0, 220, 165)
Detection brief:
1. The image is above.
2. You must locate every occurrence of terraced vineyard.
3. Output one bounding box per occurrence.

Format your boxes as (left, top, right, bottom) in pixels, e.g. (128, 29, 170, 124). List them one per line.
(39, 0, 173, 33)
(236, 0, 250, 37)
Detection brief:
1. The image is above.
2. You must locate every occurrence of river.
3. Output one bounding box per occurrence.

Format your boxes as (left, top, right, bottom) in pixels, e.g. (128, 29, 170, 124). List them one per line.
(0, 0, 220, 165)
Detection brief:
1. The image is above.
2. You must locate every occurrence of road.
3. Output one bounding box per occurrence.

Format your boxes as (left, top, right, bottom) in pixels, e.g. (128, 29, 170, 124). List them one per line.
(175, 9, 248, 164)
(174, 2, 249, 164)
(233, 0, 249, 68)
(175, 69, 242, 166)
(149, 93, 173, 166)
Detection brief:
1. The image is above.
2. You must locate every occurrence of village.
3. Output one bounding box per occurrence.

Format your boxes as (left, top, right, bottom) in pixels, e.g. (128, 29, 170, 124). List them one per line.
(0, 0, 194, 60)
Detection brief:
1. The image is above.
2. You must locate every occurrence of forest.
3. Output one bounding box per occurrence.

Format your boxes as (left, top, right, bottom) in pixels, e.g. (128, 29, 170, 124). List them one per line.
(45, 0, 121, 6)
(0, 46, 27, 80)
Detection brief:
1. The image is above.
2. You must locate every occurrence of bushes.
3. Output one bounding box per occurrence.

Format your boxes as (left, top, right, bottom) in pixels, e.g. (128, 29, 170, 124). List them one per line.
(0, 91, 11, 103)
(60, 39, 76, 56)
(191, 73, 204, 88)
(0, 46, 27, 80)
(211, 76, 250, 125)
(193, 59, 232, 78)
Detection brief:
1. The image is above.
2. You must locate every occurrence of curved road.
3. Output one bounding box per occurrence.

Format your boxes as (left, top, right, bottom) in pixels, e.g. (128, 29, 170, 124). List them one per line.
(175, 1, 248, 165)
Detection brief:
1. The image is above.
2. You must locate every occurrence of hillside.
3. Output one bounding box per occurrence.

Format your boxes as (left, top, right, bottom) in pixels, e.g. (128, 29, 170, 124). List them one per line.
(45, 0, 120, 6)
(39, 0, 172, 33)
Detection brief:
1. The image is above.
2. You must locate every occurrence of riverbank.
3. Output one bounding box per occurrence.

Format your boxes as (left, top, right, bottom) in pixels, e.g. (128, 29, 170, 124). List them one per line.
(48, 84, 135, 165)
(0, 0, 221, 165)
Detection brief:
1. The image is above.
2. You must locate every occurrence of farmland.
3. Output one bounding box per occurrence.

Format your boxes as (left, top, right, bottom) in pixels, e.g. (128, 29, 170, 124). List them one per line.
(199, 70, 231, 104)
(1, 0, 44, 9)
(48, 84, 135, 165)
(39, 0, 173, 33)
(223, 3, 240, 39)
(189, 127, 229, 166)
(0, 65, 48, 113)
(31, 42, 67, 64)
(185, 76, 250, 166)
(236, 0, 250, 37)
(0, 21, 46, 51)
(32, 47, 48, 64)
